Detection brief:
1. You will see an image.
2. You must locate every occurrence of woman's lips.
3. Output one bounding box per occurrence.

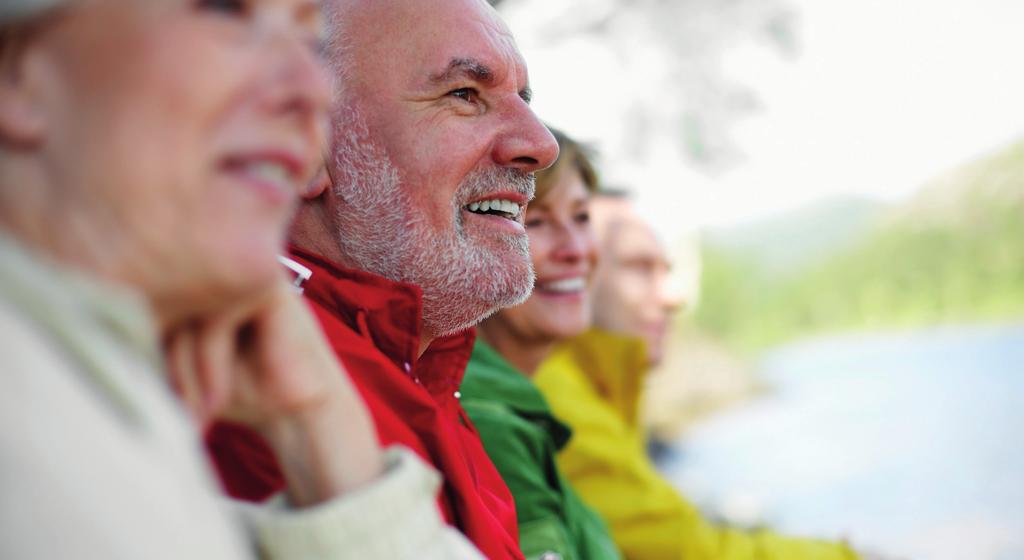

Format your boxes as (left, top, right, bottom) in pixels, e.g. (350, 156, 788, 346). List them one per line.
(219, 150, 307, 206)
(535, 275, 587, 295)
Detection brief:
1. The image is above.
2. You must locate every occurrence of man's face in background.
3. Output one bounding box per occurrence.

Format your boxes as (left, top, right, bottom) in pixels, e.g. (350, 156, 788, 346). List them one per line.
(590, 197, 684, 366)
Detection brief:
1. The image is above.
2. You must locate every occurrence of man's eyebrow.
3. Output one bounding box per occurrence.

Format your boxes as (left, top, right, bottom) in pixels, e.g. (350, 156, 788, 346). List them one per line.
(429, 57, 533, 104)
(429, 58, 496, 86)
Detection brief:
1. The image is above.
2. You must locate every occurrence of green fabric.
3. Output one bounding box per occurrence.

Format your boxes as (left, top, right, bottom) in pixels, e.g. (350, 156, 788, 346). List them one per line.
(461, 340, 622, 560)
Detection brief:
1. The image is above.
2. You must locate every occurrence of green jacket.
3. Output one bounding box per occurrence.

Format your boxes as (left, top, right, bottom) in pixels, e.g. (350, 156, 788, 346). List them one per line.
(461, 340, 622, 560)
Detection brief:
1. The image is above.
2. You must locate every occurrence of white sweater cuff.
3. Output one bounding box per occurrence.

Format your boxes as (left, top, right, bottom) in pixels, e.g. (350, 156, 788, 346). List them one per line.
(234, 445, 484, 560)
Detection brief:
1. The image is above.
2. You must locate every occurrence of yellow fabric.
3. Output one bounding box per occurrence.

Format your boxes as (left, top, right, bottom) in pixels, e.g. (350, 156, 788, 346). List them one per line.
(534, 330, 859, 560)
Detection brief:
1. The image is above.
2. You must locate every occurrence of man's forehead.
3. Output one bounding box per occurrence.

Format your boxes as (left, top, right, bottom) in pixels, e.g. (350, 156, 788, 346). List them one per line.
(418, 10, 527, 88)
(611, 221, 661, 252)
(592, 198, 635, 240)
(345, 0, 527, 88)
(595, 208, 667, 263)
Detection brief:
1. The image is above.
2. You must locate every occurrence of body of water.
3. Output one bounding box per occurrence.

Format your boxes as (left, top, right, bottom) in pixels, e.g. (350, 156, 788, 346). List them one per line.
(659, 322, 1024, 560)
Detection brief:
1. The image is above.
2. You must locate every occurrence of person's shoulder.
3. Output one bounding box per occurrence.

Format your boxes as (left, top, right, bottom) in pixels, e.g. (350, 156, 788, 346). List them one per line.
(460, 391, 524, 431)
(460, 362, 547, 437)
(0, 301, 79, 390)
(459, 397, 517, 442)
(534, 347, 596, 397)
(460, 352, 507, 399)
(462, 397, 552, 468)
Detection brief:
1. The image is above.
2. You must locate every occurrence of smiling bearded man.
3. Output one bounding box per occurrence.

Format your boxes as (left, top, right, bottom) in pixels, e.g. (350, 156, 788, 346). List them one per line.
(325, 106, 537, 337)
(205, 0, 559, 558)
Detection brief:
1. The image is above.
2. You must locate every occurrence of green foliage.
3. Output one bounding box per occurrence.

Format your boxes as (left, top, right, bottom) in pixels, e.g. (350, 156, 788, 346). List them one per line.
(694, 142, 1024, 352)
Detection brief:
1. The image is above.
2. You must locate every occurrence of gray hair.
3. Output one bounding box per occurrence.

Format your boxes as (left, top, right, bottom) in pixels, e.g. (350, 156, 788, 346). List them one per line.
(1, 0, 66, 25)
(319, 0, 352, 97)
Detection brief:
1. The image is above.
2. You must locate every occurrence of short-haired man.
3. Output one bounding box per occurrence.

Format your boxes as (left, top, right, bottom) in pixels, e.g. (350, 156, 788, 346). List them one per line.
(588, 193, 684, 366)
(207, 1, 558, 558)
(535, 195, 864, 559)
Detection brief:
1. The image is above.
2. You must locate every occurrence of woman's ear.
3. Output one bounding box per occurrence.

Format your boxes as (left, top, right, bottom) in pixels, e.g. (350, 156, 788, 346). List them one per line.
(300, 163, 331, 200)
(0, 33, 49, 147)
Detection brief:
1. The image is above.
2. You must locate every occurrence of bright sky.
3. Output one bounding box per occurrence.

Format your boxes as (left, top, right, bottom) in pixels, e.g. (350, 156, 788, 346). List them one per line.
(502, 0, 1024, 240)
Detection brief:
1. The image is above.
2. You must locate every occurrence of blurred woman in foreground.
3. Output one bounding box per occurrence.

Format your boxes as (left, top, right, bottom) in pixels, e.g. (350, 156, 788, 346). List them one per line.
(0, 1, 479, 558)
(462, 127, 863, 560)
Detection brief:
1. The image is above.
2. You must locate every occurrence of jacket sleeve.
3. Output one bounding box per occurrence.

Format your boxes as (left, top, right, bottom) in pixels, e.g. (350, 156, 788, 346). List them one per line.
(234, 446, 485, 560)
(548, 379, 859, 560)
(462, 400, 585, 560)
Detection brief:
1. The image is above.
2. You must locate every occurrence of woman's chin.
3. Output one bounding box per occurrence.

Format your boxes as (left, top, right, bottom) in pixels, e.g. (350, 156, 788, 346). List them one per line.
(177, 248, 283, 317)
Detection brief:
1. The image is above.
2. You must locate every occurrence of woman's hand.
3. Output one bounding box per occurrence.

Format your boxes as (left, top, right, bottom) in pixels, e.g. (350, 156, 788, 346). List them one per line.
(165, 281, 382, 507)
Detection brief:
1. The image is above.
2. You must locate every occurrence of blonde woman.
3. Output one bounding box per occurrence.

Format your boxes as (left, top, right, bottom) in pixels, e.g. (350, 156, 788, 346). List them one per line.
(460, 128, 621, 560)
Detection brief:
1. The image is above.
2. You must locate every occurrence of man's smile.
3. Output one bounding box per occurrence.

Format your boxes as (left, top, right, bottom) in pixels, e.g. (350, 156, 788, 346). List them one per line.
(464, 198, 524, 220)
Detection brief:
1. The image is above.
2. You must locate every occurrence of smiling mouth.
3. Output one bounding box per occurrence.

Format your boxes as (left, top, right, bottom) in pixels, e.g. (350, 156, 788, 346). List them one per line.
(221, 149, 307, 199)
(537, 277, 587, 294)
(464, 198, 524, 221)
(233, 160, 294, 185)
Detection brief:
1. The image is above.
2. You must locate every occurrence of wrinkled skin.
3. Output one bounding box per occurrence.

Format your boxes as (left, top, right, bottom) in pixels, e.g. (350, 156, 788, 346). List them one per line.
(292, 0, 559, 345)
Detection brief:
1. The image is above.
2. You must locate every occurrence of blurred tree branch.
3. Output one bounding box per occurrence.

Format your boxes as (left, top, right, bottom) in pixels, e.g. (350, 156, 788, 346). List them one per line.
(495, 0, 798, 174)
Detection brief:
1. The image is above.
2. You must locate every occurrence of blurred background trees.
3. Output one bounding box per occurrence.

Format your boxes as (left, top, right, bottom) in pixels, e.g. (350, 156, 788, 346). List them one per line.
(490, 2, 1024, 558)
(493, 0, 797, 173)
(696, 140, 1024, 351)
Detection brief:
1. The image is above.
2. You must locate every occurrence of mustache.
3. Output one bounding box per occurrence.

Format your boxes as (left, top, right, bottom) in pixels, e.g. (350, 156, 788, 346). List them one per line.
(455, 167, 536, 205)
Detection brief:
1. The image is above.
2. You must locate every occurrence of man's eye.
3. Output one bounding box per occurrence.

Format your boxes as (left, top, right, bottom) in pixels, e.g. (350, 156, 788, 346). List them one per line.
(574, 211, 590, 224)
(448, 88, 480, 104)
(198, 0, 248, 15)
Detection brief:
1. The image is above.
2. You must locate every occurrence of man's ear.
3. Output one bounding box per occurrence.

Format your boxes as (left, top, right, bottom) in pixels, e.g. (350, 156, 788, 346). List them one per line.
(0, 37, 49, 147)
(300, 164, 331, 200)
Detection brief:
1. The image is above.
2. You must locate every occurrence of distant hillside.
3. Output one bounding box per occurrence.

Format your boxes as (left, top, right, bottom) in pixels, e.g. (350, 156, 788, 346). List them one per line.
(705, 195, 886, 278)
(695, 139, 1024, 352)
(893, 139, 1024, 226)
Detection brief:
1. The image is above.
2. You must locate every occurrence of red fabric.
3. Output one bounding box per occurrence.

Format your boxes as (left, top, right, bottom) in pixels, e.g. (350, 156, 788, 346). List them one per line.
(206, 248, 523, 560)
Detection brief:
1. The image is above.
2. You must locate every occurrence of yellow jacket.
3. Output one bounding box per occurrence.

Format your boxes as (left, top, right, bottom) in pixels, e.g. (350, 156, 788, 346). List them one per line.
(534, 330, 859, 560)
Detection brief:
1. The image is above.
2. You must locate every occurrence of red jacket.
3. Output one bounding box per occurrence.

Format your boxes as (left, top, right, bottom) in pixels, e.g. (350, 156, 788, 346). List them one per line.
(206, 249, 523, 560)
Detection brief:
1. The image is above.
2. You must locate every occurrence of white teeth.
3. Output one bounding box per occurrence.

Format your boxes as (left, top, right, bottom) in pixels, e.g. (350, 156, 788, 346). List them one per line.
(541, 277, 586, 293)
(465, 198, 522, 218)
(246, 162, 290, 185)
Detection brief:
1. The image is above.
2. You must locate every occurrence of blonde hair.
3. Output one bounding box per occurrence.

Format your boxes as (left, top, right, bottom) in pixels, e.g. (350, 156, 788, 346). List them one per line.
(534, 126, 599, 203)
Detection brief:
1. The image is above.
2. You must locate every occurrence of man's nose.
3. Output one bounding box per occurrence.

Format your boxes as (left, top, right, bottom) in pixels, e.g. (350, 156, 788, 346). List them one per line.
(491, 100, 560, 172)
(659, 275, 687, 314)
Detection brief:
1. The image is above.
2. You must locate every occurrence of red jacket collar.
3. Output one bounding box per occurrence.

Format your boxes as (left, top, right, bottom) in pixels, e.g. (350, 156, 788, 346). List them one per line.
(288, 247, 476, 398)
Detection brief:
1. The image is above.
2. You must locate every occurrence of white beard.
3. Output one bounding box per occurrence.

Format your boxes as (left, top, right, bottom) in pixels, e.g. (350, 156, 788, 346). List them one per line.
(327, 107, 535, 336)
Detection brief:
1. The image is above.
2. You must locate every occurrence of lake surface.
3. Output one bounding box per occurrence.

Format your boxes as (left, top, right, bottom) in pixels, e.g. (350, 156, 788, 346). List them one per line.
(658, 323, 1024, 560)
